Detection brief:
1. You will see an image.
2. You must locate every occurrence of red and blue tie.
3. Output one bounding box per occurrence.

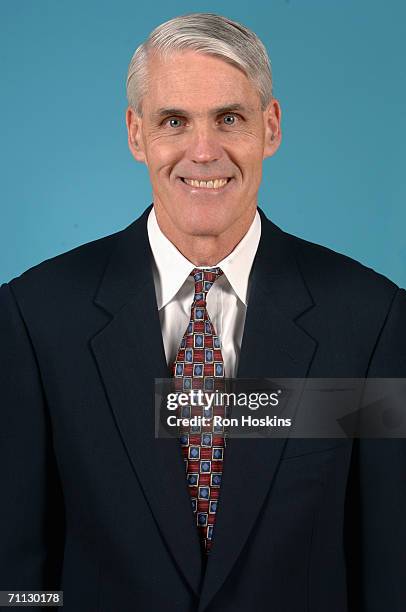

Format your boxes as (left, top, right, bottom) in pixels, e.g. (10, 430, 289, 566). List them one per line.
(172, 268, 226, 553)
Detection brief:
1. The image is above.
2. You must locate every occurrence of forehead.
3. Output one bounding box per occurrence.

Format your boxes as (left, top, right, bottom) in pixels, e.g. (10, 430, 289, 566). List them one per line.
(143, 50, 262, 114)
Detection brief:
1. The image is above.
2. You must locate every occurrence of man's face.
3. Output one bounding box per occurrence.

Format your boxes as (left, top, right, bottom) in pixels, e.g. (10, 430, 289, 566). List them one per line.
(126, 51, 281, 239)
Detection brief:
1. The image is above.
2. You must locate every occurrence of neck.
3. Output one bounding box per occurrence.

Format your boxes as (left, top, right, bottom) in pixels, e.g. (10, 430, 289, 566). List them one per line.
(153, 203, 257, 266)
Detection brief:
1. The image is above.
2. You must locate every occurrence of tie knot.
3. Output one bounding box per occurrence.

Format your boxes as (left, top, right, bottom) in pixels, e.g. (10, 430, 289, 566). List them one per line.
(191, 267, 223, 302)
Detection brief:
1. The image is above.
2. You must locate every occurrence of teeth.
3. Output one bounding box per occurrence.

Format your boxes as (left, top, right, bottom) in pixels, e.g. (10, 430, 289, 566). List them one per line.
(184, 178, 229, 189)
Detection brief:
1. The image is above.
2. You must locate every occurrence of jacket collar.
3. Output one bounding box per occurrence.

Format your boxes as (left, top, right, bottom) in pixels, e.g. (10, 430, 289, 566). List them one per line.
(91, 205, 317, 609)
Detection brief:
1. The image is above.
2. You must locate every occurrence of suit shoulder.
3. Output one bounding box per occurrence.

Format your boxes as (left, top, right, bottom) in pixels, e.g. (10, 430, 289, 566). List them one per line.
(3, 227, 123, 302)
(285, 229, 398, 293)
(265, 225, 401, 321)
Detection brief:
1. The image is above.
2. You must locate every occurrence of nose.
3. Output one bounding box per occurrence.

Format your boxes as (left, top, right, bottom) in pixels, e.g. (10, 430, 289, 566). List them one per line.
(186, 123, 223, 164)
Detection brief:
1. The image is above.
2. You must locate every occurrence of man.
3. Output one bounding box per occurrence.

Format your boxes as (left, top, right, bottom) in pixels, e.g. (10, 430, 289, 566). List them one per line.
(1, 13, 405, 612)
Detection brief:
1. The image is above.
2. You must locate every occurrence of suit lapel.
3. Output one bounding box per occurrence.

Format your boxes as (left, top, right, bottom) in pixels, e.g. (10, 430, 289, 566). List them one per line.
(198, 210, 318, 611)
(88, 206, 319, 607)
(90, 208, 204, 596)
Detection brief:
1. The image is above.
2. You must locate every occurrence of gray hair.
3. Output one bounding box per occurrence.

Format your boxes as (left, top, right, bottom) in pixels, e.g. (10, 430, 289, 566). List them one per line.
(126, 13, 273, 116)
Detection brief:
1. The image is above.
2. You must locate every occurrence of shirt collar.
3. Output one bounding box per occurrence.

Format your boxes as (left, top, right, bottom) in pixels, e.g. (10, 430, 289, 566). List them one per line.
(147, 207, 261, 309)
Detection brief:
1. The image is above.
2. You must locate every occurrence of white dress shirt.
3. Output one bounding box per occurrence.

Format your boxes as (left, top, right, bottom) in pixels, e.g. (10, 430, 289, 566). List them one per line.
(147, 208, 261, 377)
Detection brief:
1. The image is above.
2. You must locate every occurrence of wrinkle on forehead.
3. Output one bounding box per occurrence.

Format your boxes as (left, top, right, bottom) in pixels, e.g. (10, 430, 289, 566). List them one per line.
(143, 50, 263, 116)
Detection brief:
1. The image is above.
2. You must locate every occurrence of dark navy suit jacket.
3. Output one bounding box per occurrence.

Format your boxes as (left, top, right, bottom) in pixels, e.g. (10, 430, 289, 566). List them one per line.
(1, 206, 406, 611)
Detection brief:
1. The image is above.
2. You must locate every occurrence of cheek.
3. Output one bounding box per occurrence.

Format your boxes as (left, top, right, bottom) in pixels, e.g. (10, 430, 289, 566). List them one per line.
(244, 139, 266, 161)
(149, 138, 184, 167)
(237, 150, 264, 185)
(228, 135, 265, 170)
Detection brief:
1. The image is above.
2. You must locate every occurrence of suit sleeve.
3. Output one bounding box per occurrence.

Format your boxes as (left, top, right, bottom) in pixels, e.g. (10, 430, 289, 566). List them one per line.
(0, 283, 65, 594)
(349, 288, 406, 611)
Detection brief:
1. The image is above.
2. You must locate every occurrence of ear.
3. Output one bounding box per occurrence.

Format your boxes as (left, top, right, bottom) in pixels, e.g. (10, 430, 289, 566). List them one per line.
(263, 98, 282, 159)
(126, 106, 147, 163)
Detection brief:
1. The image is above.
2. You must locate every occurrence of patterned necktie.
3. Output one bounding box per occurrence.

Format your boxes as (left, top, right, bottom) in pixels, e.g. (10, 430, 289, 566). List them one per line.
(172, 267, 226, 554)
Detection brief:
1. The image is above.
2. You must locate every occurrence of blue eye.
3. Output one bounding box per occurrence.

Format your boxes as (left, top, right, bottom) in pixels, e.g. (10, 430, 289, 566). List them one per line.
(168, 118, 182, 128)
(223, 114, 236, 125)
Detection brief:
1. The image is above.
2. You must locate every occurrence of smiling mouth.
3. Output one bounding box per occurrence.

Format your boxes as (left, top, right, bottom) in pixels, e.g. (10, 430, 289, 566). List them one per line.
(181, 177, 231, 189)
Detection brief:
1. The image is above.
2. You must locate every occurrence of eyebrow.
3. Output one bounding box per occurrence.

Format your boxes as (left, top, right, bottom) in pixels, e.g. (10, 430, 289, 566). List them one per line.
(151, 103, 252, 120)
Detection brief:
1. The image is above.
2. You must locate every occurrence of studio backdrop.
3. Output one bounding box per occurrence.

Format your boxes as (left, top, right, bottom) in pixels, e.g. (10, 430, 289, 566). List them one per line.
(1, 0, 405, 287)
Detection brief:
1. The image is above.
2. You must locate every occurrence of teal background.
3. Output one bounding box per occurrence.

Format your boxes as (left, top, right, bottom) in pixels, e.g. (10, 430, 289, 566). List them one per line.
(1, 1, 405, 286)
